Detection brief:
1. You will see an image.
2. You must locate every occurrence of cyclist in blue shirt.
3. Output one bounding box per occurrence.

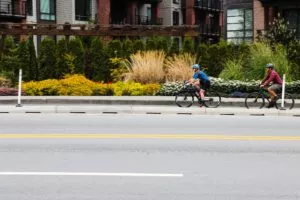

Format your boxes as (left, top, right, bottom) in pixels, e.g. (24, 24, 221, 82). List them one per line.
(189, 64, 211, 98)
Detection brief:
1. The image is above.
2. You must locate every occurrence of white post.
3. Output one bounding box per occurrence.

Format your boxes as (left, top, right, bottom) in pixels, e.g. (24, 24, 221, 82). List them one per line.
(16, 69, 22, 107)
(280, 74, 286, 110)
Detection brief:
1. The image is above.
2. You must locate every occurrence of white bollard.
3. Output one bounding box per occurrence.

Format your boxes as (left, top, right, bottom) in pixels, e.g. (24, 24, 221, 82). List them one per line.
(280, 74, 286, 110)
(16, 69, 22, 107)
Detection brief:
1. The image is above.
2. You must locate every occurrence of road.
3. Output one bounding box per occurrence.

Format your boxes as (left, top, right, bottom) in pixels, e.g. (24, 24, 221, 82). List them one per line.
(0, 114, 300, 200)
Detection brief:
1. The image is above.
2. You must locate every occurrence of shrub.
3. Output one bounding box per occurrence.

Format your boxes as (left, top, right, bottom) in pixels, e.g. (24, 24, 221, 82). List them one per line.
(248, 43, 291, 81)
(27, 36, 39, 81)
(219, 59, 245, 80)
(287, 40, 300, 80)
(124, 51, 165, 84)
(112, 81, 160, 96)
(133, 39, 145, 53)
(23, 79, 60, 96)
(56, 39, 70, 78)
(107, 39, 122, 57)
(157, 78, 300, 96)
(92, 83, 114, 96)
(39, 37, 57, 80)
(90, 37, 109, 82)
(0, 87, 19, 96)
(122, 39, 134, 58)
(0, 76, 11, 87)
(156, 37, 170, 53)
(58, 74, 96, 96)
(68, 38, 84, 74)
(164, 53, 195, 82)
(169, 38, 180, 55)
(22, 75, 160, 96)
(109, 57, 128, 82)
(146, 37, 157, 50)
(182, 37, 195, 54)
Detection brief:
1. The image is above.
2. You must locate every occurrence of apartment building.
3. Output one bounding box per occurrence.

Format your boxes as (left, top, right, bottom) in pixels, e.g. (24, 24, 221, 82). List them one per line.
(0, 0, 27, 22)
(183, 0, 224, 43)
(253, 0, 300, 39)
(98, 0, 162, 25)
(224, 0, 300, 44)
(224, 0, 253, 44)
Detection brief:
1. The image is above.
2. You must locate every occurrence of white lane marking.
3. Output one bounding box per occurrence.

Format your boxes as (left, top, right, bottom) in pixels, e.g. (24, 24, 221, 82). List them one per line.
(0, 172, 183, 177)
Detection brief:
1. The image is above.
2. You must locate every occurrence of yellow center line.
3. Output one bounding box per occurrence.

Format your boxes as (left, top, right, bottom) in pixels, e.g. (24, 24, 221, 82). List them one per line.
(0, 134, 299, 141)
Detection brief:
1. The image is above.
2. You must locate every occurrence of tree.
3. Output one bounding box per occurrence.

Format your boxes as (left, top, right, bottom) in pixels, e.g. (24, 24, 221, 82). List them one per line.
(133, 39, 145, 53)
(122, 38, 134, 58)
(156, 37, 170, 53)
(260, 14, 296, 46)
(90, 37, 109, 81)
(106, 39, 122, 58)
(27, 36, 39, 80)
(39, 37, 57, 80)
(169, 38, 180, 56)
(16, 40, 30, 81)
(56, 38, 70, 78)
(146, 37, 157, 50)
(182, 37, 195, 54)
(68, 38, 84, 74)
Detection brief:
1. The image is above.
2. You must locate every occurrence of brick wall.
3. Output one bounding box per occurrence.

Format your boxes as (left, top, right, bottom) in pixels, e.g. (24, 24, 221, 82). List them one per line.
(98, 0, 110, 25)
(186, 0, 195, 25)
(253, 0, 265, 39)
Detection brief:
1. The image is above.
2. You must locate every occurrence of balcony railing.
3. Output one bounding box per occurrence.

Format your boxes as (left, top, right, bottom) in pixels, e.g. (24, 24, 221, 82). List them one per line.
(194, 0, 223, 11)
(110, 15, 163, 25)
(0, 0, 26, 18)
(199, 23, 222, 36)
(135, 15, 163, 25)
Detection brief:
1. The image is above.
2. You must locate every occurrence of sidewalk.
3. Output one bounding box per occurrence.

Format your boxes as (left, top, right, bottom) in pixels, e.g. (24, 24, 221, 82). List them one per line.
(0, 96, 299, 116)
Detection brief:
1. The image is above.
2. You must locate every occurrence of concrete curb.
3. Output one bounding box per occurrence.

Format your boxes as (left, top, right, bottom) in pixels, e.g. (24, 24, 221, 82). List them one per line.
(1, 96, 299, 108)
(0, 105, 299, 117)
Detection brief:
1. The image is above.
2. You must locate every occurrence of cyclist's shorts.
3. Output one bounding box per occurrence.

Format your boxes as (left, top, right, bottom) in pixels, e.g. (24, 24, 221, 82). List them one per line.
(201, 80, 211, 91)
(269, 84, 282, 92)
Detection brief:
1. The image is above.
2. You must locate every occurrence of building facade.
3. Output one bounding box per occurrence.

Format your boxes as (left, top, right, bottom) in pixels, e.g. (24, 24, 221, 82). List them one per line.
(0, 0, 27, 22)
(224, 0, 253, 44)
(224, 0, 300, 44)
(183, 0, 224, 43)
(254, 0, 300, 39)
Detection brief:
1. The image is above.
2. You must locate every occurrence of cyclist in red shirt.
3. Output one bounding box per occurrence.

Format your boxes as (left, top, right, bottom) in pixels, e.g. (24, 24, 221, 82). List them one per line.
(260, 63, 283, 108)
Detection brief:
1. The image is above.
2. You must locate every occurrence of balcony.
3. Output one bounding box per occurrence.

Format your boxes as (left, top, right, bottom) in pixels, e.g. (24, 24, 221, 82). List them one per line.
(0, 0, 26, 20)
(199, 23, 222, 36)
(194, 0, 223, 12)
(111, 15, 163, 25)
(135, 15, 163, 25)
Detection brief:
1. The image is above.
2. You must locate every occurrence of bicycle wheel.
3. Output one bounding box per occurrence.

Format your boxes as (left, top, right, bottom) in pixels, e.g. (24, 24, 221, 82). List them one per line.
(276, 93, 295, 110)
(245, 92, 265, 109)
(202, 91, 221, 108)
(175, 90, 194, 107)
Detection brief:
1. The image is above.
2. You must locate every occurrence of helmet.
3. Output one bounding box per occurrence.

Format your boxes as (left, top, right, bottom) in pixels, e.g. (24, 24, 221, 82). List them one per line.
(192, 64, 200, 70)
(266, 63, 274, 69)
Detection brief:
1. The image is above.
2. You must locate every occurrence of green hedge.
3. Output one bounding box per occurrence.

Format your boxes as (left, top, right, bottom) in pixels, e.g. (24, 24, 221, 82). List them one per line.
(157, 78, 300, 97)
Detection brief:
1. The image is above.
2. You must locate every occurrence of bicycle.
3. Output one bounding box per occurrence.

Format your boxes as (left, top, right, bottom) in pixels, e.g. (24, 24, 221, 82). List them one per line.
(175, 82, 221, 108)
(245, 86, 295, 109)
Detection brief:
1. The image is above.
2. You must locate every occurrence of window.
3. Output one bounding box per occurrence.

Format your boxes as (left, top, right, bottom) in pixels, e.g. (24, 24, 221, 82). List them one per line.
(173, 11, 179, 25)
(75, 0, 91, 21)
(284, 9, 300, 39)
(40, 0, 55, 20)
(147, 7, 151, 19)
(227, 9, 253, 44)
(27, 0, 33, 16)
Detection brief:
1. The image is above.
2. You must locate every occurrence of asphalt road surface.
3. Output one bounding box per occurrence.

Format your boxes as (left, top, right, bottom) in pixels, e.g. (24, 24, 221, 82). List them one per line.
(0, 114, 299, 200)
